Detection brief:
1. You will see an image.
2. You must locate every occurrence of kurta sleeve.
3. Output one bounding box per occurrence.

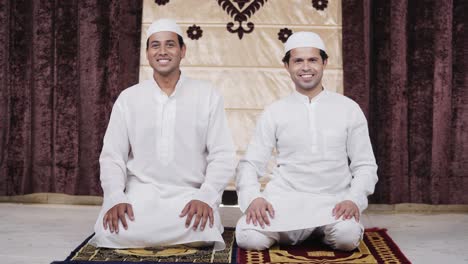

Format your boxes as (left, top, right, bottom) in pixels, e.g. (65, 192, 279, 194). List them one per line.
(192, 90, 236, 207)
(99, 98, 131, 212)
(343, 104, 378, 212)
(236, 109, 276, 213)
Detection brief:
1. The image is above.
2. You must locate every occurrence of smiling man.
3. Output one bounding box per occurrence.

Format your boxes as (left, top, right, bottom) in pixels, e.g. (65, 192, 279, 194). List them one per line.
(89, 19, 235, 250)
(235, 32, 378, 251)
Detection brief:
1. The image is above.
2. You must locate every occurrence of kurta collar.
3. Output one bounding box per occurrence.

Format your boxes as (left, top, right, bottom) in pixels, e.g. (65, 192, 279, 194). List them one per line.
(151, 72, 186, 99)
(292, 88, 326, 105)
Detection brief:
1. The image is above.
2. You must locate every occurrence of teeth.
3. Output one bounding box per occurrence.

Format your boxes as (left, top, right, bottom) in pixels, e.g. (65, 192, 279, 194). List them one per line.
(158, 59, 169, 63)
(301, 74, 313, 78)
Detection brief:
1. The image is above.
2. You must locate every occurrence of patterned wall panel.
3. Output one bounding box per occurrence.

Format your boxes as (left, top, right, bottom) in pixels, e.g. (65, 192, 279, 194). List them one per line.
(140, 0, 342, 158)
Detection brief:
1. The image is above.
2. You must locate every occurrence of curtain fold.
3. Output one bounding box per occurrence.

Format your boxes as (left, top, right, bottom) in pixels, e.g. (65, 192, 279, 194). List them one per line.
(343, 0, 468, 204)
(0, 0, 143, 196)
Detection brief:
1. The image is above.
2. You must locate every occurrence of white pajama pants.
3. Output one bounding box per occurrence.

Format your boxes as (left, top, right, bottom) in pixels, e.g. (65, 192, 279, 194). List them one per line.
(236, 220, 364, 251)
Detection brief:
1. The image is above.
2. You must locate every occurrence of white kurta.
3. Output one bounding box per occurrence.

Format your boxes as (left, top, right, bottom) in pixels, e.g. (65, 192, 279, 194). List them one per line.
(89, 74, 236, 250)
(236, 89, 378, 232)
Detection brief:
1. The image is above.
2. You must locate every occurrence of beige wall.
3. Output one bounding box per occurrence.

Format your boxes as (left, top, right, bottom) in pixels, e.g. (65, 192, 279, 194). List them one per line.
(140, 0, 342, 159)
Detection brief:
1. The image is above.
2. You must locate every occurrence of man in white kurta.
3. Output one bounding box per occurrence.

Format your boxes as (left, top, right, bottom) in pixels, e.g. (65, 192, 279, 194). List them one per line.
(235, 32, 378, 251)
(89, 19, 235, 251)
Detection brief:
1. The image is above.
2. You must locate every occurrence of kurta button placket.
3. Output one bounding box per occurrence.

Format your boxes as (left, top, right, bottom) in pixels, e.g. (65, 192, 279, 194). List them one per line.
(156, 92, 176, 165)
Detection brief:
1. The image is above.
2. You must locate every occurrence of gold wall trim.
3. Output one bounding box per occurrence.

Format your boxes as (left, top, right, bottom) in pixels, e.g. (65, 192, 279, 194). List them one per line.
(0, 193, 103, 205)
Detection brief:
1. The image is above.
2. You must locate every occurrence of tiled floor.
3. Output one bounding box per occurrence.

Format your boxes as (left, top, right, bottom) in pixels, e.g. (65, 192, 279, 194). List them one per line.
(1, 203, 467, 264)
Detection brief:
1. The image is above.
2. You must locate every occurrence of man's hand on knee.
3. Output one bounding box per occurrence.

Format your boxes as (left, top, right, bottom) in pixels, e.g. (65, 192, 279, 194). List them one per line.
(180, 200, 214, 231)
(332, 200, 360, 221)
(103, 203, 134, 234)
(246, 197, 275, 229)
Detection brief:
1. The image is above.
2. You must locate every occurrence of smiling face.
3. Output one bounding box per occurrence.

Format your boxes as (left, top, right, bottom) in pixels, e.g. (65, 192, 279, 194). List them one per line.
(146, 31, 186, 78)
(284, 47, 327, 93)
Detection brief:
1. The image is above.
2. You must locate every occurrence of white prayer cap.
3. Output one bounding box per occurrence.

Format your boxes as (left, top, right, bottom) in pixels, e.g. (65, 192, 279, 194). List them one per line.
(284, 31, 326, 53)
(146, 19, 183, 39)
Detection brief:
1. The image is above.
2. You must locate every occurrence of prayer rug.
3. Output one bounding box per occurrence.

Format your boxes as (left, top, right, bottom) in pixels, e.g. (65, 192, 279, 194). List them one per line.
(51, 228, 410, 264)
(51, 228, 237, 264)
(238, 228, 411, 264)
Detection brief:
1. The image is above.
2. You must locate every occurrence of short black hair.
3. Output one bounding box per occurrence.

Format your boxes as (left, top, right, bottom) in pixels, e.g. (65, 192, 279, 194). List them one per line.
(282, 49, 329, 65)
(146, 35, 185, 50)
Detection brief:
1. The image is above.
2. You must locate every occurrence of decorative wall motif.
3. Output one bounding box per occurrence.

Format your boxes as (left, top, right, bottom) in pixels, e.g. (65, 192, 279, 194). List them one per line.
(150, 0, 330, 40)
(217, 0, 268, 39)
(154, 0, 170, 5)
(187, 24, 203, 40)
(278, 28, 293, 43)
(312, 0, 328, 10)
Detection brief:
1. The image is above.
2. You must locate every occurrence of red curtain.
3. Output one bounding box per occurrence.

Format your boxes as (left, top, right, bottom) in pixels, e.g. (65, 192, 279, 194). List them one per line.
(343, 0, 468, 204)
(0, 0, 143, 196)
(2, 0, 467, 205)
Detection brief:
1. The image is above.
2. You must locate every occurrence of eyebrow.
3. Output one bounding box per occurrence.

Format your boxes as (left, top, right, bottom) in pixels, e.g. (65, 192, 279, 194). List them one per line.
(292, 56, 319, 61)
(150, 39, 176, 44)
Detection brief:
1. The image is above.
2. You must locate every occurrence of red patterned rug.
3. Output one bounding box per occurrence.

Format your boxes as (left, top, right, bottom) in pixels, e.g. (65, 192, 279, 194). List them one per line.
(238, 228, 411, 264)
(51, 228, 410, 264)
